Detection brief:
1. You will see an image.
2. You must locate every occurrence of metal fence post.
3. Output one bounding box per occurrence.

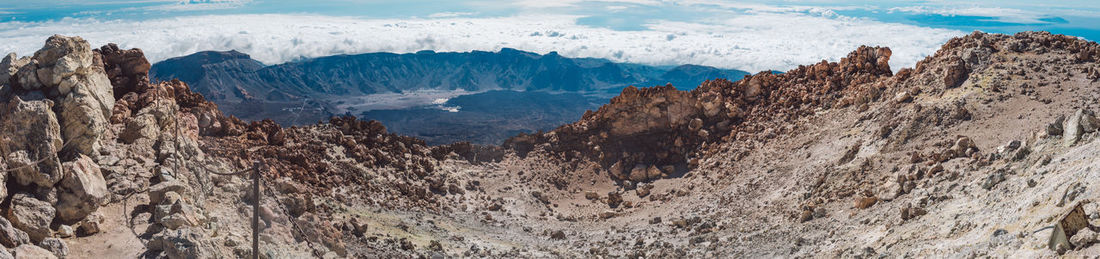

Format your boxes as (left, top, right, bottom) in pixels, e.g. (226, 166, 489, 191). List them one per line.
(252, 160, 261, 259)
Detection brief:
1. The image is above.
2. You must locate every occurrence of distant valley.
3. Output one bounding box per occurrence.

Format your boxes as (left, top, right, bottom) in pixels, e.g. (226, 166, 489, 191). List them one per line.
(150, 49, 749, 144)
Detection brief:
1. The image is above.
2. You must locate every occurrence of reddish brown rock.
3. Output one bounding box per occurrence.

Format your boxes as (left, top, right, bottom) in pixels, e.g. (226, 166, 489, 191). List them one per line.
(943, 57, 969, 88)
(95, 43, 151, 97)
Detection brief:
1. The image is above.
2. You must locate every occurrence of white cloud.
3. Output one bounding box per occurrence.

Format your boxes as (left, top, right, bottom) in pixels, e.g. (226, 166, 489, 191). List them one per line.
(149, 0, 252, 11)
(427, 12, 477, 18)
(0, 13, 963, 73)
(512, 0, 661, 9)
(889, 6, 1052, 24)
(513, 0, 583, 8)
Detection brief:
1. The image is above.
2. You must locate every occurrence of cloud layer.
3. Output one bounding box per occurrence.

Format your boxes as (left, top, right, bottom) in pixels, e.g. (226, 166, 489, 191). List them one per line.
(0, 13, 963, 72)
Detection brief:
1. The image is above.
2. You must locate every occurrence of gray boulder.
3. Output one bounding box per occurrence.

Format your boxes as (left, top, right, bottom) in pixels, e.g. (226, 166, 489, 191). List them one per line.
(1063, 109, 1098, 146)
(0, 53, 19, 85)
(31, 35, 94, 95)
(22, 35, 115, 157)
(55, 154, 110, 223)
(1, 97, 64, 188)
(5, 193, 56, 242)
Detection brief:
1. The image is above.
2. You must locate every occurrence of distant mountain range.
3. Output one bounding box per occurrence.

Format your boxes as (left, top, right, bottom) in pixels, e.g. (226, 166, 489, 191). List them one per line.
(149, 48, 750, 144)
(150, 48, 749, 103)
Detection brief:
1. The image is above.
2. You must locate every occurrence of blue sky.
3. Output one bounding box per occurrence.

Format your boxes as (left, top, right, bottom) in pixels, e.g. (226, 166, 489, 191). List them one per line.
(1, 0, 1097, 72)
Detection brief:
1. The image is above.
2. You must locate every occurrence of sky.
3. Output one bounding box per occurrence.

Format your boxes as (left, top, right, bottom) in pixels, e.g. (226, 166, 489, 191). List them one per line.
(0, 0, 1097, 73)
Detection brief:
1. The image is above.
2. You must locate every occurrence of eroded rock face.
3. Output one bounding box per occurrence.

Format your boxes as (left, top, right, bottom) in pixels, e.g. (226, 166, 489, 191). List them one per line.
(8, 35, 115, 157)
(120, 99, 175, 144)
(31, 35, 95, 95)
(1, 97, 64, 188)
(1, 53, 30, 88)
(505, 46, 895, 184)
(95, 43, 151, 97)
(5, 193, 56, 242)
(56, 155, 110, 223)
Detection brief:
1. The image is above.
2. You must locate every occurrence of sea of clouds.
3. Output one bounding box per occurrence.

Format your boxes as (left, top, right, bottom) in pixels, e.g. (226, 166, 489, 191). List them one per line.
(0, 12, 963, 72)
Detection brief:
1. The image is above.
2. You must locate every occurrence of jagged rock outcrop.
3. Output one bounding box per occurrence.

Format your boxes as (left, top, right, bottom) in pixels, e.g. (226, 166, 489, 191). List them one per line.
(1, 97, 64, 188)
(95, 43, 151, 98)
(9, 35, 116, 157)
(505, 46, 895, 184)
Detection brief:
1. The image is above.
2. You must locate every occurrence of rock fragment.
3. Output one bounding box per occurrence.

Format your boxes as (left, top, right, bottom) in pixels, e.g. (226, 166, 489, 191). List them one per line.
(0, 217, 30, 248)
(1047, 115, 1065, 136)
(37, 238, 68, 258)
(606, 192, 623, 208)
(1070, 228, 1098, 248)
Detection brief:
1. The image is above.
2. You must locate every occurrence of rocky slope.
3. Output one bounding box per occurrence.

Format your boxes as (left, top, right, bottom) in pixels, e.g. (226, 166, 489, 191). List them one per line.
(0, 31, 1098, 258)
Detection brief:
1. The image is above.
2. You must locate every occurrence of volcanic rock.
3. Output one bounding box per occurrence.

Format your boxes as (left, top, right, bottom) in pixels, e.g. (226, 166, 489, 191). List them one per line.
(37, 238, 68, 258)
(5, 193, 55, 242)
(0, 217, 30, 248)
(55, 154, 110, 223)
(31, 35, 115, 157)
(942, 57, 969, 88)
(1, 97, 63, 187)
(607, 192, 623, 208)
(13, 244, 56, 259)
(94, 43, 151, 95)
(146, 228, 219, 259)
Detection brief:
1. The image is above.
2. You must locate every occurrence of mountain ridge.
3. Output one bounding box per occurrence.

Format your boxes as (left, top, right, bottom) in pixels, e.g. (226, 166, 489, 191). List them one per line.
(150, 48, 750, 102)
(148, 48, 751, 144)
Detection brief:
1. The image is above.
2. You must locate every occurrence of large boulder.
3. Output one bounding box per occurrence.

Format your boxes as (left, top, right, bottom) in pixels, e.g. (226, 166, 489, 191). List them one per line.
(1062, 109, 1097, 146)
(31, 35, 95, 95)
(55, 155, 109, 223)
(95, 43, 151, 95)
(120, 100, 174, 144)
(23, 35, 115, 157)
(942, 57, 969, 88)
(1, 97, 64, 188)
(5, 193, 56, 242)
